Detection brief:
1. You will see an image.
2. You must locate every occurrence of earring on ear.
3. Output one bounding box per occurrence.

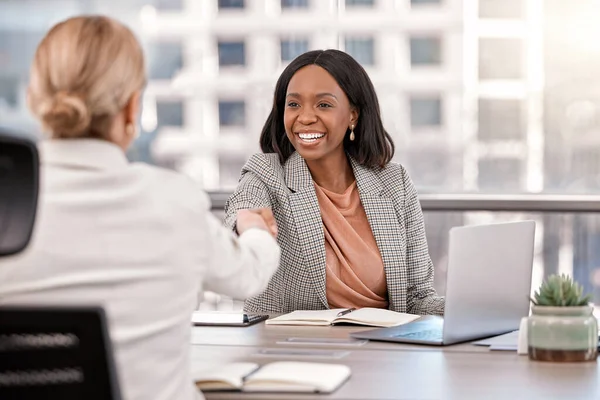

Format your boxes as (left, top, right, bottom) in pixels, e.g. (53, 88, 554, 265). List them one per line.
(349, 124, 355, 141)
(125, 123, 139, 139)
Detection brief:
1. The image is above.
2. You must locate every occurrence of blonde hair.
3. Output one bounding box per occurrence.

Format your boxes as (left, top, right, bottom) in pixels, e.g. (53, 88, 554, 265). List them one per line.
(28, 16, 146, 139)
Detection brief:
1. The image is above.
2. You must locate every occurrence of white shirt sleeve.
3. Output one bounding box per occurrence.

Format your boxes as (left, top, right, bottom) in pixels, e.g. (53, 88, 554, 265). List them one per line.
(201, 212, 280, 300)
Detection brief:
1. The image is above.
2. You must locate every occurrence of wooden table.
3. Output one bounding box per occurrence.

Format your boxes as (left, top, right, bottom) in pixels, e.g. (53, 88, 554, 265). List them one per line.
(190, 323, 600, 400)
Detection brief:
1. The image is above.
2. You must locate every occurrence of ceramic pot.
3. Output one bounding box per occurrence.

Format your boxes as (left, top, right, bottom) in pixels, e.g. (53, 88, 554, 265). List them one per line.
(527, 305, 598, 362)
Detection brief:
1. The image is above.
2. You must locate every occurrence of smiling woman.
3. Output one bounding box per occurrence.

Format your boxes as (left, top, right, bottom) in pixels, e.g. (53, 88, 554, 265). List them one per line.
(225, 49, 445, 316)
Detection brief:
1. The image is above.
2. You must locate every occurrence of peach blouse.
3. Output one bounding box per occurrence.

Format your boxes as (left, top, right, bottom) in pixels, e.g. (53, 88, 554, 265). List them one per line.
(314, 181, 389, 309)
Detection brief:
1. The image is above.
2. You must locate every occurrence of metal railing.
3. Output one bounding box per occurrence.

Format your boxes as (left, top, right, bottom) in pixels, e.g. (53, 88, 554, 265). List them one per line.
(209, 192, 600, 213)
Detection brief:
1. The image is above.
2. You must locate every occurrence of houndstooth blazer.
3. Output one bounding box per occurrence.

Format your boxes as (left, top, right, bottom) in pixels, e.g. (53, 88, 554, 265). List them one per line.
(224, 152, 445, 316)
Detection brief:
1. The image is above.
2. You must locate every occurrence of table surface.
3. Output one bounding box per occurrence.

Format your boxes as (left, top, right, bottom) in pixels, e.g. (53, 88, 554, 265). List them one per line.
(190, 322, 600, 400)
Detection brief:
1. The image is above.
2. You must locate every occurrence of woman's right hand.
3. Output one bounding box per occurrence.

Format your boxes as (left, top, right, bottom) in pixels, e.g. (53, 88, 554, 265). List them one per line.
(236, 208, 278, 238)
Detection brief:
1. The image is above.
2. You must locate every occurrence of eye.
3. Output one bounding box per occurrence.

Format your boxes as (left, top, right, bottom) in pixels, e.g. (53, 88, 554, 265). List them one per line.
(286, 101, 300, 108)
(317, 103, 332, 108)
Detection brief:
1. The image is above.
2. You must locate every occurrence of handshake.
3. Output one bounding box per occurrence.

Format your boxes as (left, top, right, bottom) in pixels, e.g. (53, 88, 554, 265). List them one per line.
(236, 208, 278, 238)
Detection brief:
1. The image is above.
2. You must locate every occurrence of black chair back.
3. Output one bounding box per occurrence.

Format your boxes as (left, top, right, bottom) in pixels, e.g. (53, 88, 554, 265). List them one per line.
(0, 132, 39, 256)
(0, 306, 122, 400)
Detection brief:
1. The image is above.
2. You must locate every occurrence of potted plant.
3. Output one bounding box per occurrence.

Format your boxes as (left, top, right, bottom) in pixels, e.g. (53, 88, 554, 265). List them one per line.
(528, 274, 597, 362)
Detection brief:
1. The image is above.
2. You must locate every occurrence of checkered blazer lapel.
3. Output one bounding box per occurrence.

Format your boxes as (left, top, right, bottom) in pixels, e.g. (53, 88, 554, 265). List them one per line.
(350, 158, 408, 311)
(284, 152, 329, 309)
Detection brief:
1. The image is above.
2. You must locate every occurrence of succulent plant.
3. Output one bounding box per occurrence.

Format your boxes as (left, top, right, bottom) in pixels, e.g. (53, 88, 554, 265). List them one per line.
(532, 274, 592, 307)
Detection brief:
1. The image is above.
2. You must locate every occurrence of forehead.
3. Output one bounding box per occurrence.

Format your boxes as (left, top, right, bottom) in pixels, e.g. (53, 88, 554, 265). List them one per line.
(287, 65, 346, 98)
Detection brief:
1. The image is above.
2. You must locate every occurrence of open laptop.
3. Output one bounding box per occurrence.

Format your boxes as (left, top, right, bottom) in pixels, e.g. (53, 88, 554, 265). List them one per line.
(351, 220, 536, 346)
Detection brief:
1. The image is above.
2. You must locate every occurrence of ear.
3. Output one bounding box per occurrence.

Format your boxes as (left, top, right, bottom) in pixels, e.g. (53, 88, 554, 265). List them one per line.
(350, 107, 359, 127)
(124, 91, 142, 125)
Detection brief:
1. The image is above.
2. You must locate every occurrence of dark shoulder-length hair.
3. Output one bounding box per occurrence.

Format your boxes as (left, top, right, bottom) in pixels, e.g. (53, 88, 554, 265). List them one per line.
(260, 49, 395, 169)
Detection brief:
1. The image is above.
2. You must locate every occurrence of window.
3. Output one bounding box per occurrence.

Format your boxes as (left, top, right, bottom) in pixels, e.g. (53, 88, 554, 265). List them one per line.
(410, 36, 442, 66)
(479, 0, 523, 19)
(281, 0, 308, 9)
(280, 39, 308, 62)
(219, 101, 246, 126)
(408, 151, 449, 188)
(155, 0, 183, 11)
(478, 158, 522, 190)
(345, 0, 375, 6)
(0, 77, 19, 108)
(148, 42, 183, 80)
(218, 0, 245, 9)
(411, 0, 441, 4)
(479, 38, 523, 80)
(219, 157, 247, 189)
(344, 38, 375, 66)
(410, 96, 442, 128)
(156, 101, 184, 128)
(0, 31, 44, 76)
(478, 99, 523, 141)
(218, 41, 245, 67)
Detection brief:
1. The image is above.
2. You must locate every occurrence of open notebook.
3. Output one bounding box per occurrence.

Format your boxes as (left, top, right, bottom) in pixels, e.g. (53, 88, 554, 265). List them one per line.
(265, 307, 420, 328)
(194, 361, 350, 393)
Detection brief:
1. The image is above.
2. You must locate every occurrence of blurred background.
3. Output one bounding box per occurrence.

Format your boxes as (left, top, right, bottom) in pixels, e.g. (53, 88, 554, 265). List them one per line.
(2, 0, 600, 310)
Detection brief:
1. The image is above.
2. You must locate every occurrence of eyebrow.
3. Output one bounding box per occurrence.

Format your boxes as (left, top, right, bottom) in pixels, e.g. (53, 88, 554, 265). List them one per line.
(286, 92, 338, 100)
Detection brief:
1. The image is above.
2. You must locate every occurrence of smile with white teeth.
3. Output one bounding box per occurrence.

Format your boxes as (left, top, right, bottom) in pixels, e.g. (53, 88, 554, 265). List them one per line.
(298, 132, 325, 142)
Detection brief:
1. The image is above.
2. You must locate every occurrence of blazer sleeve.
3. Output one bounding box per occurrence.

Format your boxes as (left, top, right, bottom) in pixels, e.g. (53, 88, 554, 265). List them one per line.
(401, 167, 446, 316)
(223, 170, 273, 231)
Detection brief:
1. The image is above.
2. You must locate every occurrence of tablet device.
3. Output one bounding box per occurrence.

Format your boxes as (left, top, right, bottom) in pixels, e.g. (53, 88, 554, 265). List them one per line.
(191, 312, 268, 327)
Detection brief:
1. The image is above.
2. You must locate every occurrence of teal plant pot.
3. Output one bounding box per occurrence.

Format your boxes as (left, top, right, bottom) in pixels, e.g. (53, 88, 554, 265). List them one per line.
(527, 305, 598, 362)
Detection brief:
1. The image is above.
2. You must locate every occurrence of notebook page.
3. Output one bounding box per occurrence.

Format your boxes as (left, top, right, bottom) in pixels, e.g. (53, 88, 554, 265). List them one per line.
(265, 309, 346, 326)
(194, 362, 259, 391)
(243, 361, 351, 393)
(334, 308, 420, 327)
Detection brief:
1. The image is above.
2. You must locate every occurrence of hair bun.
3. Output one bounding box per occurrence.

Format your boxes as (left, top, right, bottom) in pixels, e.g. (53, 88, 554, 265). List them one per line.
(41, 90, 91, 138)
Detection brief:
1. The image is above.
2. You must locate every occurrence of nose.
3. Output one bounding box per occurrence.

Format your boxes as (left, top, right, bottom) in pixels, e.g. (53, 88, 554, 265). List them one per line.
(297, 107, 317, 125)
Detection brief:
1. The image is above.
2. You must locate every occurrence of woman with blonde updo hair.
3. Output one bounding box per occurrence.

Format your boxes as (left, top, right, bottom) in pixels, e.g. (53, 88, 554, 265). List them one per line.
(27, 15, 146, 146)
(0, 15, 280, 400)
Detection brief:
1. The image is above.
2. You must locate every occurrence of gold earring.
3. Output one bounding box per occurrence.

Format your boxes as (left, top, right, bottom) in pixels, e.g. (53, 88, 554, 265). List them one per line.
(125, 123, 138, 139)
(349, 124, 355, 141)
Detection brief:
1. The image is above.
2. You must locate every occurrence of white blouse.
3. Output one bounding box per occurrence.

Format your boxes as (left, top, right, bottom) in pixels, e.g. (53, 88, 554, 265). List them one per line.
(0, 139, 280, 400)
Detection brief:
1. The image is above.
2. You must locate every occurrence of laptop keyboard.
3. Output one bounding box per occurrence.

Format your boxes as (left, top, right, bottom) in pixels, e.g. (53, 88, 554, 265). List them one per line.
(393, 329, 443, 341)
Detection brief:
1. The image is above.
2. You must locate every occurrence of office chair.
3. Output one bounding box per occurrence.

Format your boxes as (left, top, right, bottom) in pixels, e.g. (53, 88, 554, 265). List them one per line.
(0, 133, 38, 257)
(0, 306, 122, 400)
(0, 131, 122, 399)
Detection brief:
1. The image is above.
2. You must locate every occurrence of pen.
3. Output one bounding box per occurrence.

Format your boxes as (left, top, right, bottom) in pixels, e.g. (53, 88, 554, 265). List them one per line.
(336, 308, 356, 317)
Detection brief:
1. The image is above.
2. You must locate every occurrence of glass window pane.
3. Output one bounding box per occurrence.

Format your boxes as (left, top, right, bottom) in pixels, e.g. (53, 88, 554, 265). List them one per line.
(281, 0, 308, 9)
(218, 0, 245, 9)
(156, 101, 184, 127)
(0, 77, 19, 108)
(147, 42, 183, 80)
(408, 151, 449, 188)
(219, 101, 246, 126)
(479, 38, 522, 79)
(280, 39, 308, 62)
(345, 0, 374, 6)
(0, 31, 44, 77)
(410, 36, 442, 66)
(410, 96, 442, 127)
(344, 38, 375, 66)
(478, 158, 522, 190)
(218, 41, 245, 66)
(478, 99, 523, 141)
(411, 0, 441, 4)
(219, 157, 246, 189)
(479, 0, 523, 19)
(155, 0, 183, 11)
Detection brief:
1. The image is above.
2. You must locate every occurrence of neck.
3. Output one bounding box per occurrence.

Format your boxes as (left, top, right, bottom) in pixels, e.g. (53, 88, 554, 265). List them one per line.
(306, 152, 354, 194)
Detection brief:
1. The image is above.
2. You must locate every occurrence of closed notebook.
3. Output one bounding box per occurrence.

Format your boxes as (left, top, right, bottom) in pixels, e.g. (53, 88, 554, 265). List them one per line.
(194, 361, 351, 393)
(265, 307, 420, 328)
